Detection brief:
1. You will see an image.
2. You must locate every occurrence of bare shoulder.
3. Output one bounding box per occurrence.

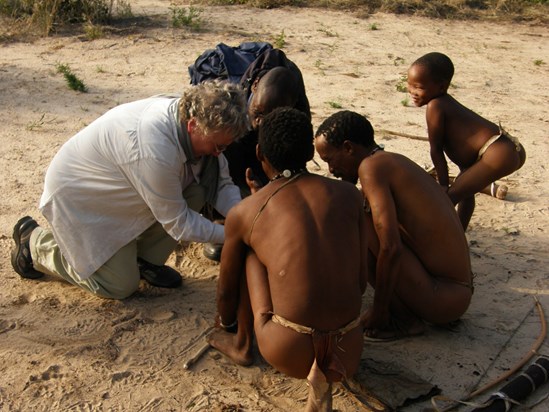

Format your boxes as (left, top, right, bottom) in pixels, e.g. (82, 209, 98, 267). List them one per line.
(224, 194, 260, 236)
(426, 94, 456, 115)
(318, 174, 361, 198)
(324, 174, 357, 190)
(430, 94, 490, 122)
(387, 151, 433, 182)
(358, 151, 393, 181)
(430, 94, 499, 140)
(361, 151, 433, 189)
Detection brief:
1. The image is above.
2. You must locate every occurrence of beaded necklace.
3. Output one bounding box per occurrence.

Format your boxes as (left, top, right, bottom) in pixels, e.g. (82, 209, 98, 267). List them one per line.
(270, 168, 307, 182)
(368, 144, 384, 157)
(249, 169, 308, 240)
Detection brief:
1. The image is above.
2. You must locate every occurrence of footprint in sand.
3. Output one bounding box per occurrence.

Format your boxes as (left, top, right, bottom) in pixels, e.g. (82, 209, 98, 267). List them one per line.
(25, 365, 63, 389)
(147, 310, 177, 322)
(0, 319, 16, 334)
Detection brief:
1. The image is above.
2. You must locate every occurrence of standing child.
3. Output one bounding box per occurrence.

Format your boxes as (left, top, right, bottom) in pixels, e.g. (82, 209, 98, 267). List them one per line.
(407, 52, 526, 230)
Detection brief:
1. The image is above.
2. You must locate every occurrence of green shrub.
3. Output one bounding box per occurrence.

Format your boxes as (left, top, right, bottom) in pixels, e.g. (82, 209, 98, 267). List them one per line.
(395, 75, 408, 92)
(0, 0, 132, 36)
(0, 0, 33, 17)
(170, 5, 202, 30)
(273, 29, 286, 48)
(84, 22, 104, 39)
(56, 0, 109, 24)
(56, 62, 88, 92)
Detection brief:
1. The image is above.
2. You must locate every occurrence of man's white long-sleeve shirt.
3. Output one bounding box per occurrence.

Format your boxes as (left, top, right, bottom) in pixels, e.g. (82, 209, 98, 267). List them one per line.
(39, 96, 241, 279)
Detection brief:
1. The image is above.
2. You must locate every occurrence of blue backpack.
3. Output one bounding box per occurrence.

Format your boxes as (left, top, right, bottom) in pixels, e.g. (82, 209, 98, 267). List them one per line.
(188, 41, 273, 85)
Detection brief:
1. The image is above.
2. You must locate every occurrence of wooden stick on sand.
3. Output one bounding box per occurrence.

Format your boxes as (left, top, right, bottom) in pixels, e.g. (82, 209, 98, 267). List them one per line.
(182, 326, 214, 370)
(379, 129, 429, 142)
(183, 341, 211, 370)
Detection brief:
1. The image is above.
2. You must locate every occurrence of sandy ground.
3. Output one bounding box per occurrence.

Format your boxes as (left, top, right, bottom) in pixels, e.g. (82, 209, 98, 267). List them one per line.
(1, 2, 548, 411)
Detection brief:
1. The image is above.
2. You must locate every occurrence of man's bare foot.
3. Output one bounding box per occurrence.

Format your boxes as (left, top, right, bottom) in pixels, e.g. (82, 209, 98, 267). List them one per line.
(364, 318, 426, 342)
(305, 360, 333, 412)
(207, 329, 253, 366)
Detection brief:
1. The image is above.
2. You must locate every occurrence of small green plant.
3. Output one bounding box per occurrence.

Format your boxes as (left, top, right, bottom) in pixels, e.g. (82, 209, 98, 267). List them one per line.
(318, 25, 337, 37)
(327, 101, 342, 109)
(314, 59, 325, 75)
(26, 113, 56, 131)
(55, 63, 88, 92)
(114, 0, 133, 18)
(96, 65, 106, 73)
(273, 29, 286, 49)
(401, 97, 410, 107)
(170, 5, 202, 30)
(84, 22, 104, 40)
(534, 59, 545, 66)
(395, 74, 408, 92)
(369, 22, 378, 30)
(393, 56, 405, 66)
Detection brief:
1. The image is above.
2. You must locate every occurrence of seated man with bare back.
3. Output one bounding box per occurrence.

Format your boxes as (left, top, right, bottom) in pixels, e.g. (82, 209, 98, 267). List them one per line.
(314, 110, 472, 341)
(209, 108, 368, 411)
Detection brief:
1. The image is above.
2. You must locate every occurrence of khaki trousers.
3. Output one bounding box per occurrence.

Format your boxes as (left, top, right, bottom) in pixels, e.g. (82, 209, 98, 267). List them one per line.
(30, 183, 207, 299)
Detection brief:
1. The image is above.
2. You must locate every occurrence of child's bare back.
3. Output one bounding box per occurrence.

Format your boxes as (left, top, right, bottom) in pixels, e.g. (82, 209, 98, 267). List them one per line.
(426, 93, 500, 169)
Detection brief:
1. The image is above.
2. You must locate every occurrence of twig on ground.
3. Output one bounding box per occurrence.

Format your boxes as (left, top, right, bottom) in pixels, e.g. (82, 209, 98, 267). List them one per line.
(378, 129, 429, 141)
(183, 341, 211, 370)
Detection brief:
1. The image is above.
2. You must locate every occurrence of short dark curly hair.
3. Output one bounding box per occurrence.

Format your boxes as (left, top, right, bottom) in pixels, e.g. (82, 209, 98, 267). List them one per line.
(258, 107, 314, 171)
(412, 52, 454, 85)
(315, 110, 375, 148)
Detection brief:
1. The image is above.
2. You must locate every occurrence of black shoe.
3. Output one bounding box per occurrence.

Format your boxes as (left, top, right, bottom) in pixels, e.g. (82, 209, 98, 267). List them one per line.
(203, 243, 223, 262)
(138, 258, 182, 288)
(11, 216, 44, 279)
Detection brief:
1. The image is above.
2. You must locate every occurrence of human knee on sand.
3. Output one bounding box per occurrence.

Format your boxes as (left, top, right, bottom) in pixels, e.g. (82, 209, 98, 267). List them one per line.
(314, 110, 473, 341)
(209, 107, 367, 411)
(11, 81, 249, 299)
(407, 51, 526, 230)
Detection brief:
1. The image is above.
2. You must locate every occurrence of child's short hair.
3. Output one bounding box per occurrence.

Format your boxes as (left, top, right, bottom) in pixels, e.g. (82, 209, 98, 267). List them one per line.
(412, 52, 454, 85)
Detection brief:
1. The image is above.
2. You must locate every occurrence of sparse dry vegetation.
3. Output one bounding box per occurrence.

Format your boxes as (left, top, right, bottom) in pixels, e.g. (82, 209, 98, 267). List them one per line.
(1, 0, 547, 41)
(0, 0, 132, 37)
(203, 0, 548, 23)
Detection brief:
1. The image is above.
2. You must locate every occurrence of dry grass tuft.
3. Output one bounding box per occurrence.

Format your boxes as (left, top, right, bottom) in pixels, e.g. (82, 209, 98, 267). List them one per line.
(1, 0, 547, 41)
(201, 0, 549, 24)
